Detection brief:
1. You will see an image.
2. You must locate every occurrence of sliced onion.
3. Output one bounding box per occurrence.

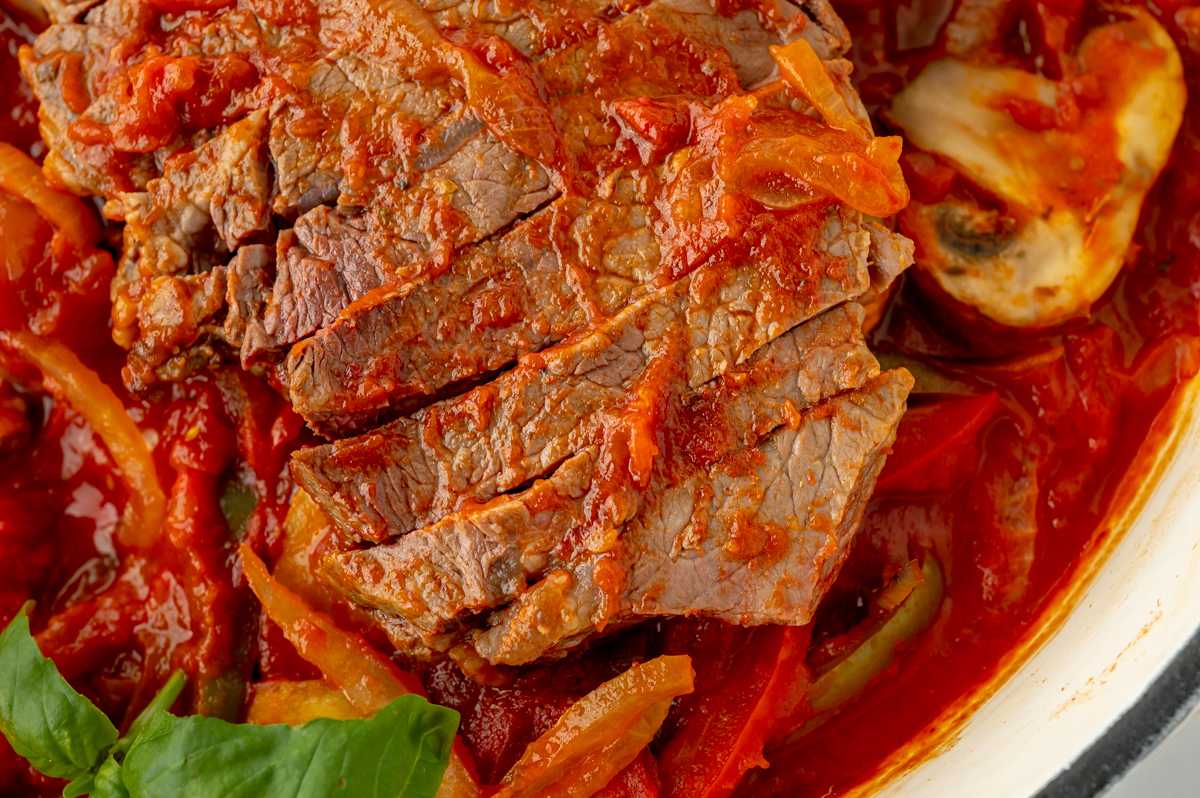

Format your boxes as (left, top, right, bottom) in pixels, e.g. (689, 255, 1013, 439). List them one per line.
(496, 655, 695, 798)
(0, 142, 100, 251)
(728, 133, 910, 218)
(239, 544, 483, 797)
(771, 39, 872, 142)
(239, 543, 423, 710)
(1, 331, 164, 547)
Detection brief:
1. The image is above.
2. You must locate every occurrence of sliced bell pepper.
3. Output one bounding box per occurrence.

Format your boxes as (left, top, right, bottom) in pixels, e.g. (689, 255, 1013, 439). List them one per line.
(272, 488, 377, 626)
(239, 544, 424, 708)
(496, 655, 695, 798)
(0, 141, 99, 250)
(594, 750, 660, 798)
(777, 556, 945, 745)
(805, 560, 925, 677)
(873, 392, 1001, 499)
(659, 625, 810, 798)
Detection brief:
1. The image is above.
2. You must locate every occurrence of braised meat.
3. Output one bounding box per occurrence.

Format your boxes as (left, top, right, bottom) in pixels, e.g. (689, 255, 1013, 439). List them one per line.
(21, 0, 915, 664)
(320, 305, 912, 664)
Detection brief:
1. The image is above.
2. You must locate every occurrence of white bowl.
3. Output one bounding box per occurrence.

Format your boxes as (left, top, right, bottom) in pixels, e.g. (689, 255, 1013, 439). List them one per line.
(846, 374, 1200, 797)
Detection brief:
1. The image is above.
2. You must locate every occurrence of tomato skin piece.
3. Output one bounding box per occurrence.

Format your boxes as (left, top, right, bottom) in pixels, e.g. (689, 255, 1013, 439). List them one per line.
(659, 625, 811, 798)
(872, 392, 1001, 499)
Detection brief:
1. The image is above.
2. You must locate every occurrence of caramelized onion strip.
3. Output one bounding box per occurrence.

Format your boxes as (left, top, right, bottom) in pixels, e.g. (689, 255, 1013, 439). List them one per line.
(727, 133, 910, 218)
(0, 331, 165, 547)
(771, 39, 872, 142)
(0, 142, 100, 251)
(496, 655, 695, 798)
(239, 544, 483, 798)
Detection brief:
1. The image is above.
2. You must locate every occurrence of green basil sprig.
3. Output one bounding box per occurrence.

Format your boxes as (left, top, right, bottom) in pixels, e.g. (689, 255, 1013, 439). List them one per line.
(0, 604, 118, 790)
(0, 605, 459, 798)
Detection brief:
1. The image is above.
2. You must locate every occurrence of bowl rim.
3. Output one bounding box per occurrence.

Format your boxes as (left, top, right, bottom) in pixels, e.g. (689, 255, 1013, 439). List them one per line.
(1034, 615, 1200, 797)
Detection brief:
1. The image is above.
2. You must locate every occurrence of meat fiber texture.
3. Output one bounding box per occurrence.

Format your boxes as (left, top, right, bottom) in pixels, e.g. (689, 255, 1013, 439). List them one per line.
(22, 0, 916, 663)
(316, 303, 913, 664)
(24, 0, 862, 418)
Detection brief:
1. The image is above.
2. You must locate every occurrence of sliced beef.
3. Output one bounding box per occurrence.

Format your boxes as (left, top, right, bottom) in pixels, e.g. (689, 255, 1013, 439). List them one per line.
(264, 0, 831, 384)
(226, 212, 417, 364)
(475, 558, 609, 665)
(287, 197, 874, 434)
(863, 218, 916, 297)
(475, 368, 913, 664)
(20, 0, 920, 673)
(283, 189, 657, 432)
(224, 244, 274, 357)
(109, 111, 272, 386)
(321, 303, 913, 665)
(110, 110, 272, 280)
(622, 369, 913, 625)
(292, 237, 872, 542)
(124, 267, 228, 391)
(18, 0, 159, 196)
(322, 303, 880, 638)
(23, 0, 870, 406)
(266, 55, 462, 216)
(325, 447, 602, 637)
(420, 0, 649, 57)
(261, 0, 810, 334)
(267, 67, 355, 216)
(292, 301, 654, 541)
(265, 231, 377, 350)
(349, 126, 556, 251)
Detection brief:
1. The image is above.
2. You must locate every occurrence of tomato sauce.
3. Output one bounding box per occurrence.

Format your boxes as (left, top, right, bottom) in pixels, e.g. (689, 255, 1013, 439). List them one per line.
(0, 1, 1198, 796)
(735, 2, 1200, 794)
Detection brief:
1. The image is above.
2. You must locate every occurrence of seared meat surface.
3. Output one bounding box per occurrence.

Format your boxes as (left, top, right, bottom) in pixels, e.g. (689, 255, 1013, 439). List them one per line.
(22, 0, 914, 663)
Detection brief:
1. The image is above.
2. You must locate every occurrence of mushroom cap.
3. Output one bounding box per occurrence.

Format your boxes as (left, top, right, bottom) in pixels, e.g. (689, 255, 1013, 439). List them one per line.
(886, 11, 1185, 328)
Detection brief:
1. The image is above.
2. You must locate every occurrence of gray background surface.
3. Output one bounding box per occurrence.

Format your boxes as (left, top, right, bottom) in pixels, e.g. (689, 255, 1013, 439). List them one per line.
(1107, 704, 1200, 797)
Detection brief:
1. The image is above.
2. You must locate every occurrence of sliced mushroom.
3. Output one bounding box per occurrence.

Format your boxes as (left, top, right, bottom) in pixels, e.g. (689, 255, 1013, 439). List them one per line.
(887, 11, 1185, 327)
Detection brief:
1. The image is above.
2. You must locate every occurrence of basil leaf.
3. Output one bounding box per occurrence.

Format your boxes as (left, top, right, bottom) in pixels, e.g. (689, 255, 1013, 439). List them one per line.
(122, 695, 458, 798)
(92, 756, 130, 798)
(0, 607, 119, 780)
(63, 773, 95, 798)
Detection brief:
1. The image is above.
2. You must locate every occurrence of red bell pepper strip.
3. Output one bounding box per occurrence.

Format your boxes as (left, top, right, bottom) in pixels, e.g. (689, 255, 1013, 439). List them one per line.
(658, 625, 811, 798)
(595, 750, 660, 798)
(873, 391, 1001, 498)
